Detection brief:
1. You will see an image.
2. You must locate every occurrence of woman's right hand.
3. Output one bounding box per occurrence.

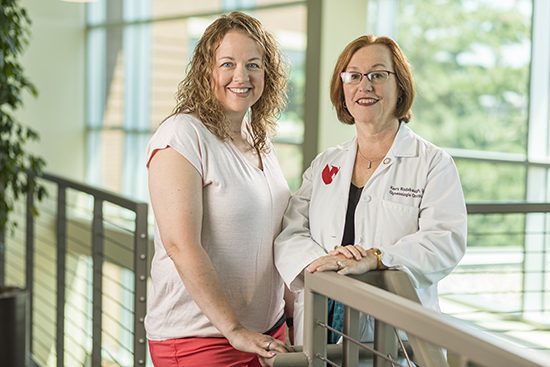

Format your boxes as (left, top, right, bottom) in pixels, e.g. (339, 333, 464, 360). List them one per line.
(225, 324, 292, 360)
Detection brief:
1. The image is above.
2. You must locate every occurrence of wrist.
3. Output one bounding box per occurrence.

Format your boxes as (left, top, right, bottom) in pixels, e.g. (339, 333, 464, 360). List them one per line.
(220, 320, 245, 338)
(369, 247, 383, 270)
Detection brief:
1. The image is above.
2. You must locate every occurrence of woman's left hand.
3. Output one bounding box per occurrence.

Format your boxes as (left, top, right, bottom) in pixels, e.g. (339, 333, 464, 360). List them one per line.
(306, 253, 375, 276)
(329, 245, 367, 260)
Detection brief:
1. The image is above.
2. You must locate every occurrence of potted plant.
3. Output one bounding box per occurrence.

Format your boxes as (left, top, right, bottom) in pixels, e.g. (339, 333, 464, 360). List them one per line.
(1, 0, 46, 365)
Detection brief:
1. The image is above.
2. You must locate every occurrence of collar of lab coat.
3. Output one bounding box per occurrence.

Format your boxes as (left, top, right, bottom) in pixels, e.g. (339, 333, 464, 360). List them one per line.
(329, 122, 420, 245)
(327, 121, 419, 223)
(334, 121, 419, 160)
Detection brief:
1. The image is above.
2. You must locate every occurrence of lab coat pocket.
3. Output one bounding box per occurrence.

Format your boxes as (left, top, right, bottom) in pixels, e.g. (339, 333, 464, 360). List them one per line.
(375, 199, 420, 246)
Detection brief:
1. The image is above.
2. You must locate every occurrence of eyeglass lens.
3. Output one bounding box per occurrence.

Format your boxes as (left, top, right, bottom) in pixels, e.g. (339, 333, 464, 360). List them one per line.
(341, 71, 391, 84)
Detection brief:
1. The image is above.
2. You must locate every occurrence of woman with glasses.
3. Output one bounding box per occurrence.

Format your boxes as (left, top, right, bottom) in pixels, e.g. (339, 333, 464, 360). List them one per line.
(274, 35, 467, 344)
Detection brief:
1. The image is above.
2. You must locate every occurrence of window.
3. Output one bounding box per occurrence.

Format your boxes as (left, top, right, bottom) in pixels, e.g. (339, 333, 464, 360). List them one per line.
(86, 0, 307, 203)
(369, 0, 550, 325)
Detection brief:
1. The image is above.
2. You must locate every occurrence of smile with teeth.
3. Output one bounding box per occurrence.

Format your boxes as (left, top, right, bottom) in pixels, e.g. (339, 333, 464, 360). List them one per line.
(229, 87, 251, 94)
(357, 98, 379, 104)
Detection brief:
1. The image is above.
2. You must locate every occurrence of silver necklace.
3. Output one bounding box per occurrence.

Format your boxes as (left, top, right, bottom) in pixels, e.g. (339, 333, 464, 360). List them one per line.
(357, 149, 385, 169)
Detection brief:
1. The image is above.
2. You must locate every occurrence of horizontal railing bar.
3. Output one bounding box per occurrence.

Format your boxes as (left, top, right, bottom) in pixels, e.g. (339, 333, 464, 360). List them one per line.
(34, 262, 57, 280)
(103, 255, 133, 269)
(5, 261, 25, 274)
(450, 271, 540, 275)
(441, 291, 547, 295)
(31, 315, 55, 338)
(305, 271, 550, 367)
(31, 338, 55, 357)
(317, 321, 410, 367)
(467, 202, 550, 214)
(32, 279, 57, 301)
(34, 219, 59, 234)
(33, 241, 57, 260)
(102, 312, 134, 335)
(103, 273, 135, 293)
(101, 329, 134, 355)
(468, 232, 545, 236)
(33, 205, 57, 218)
(66, 219, 93, 233)
(42, 172, 145, 211)
(314, 354, 340, 367)
(102, 237, 133, 254)
(102, 293, 135, 315)
(63, 313, 93, 338)
(63, 344, 88, 367)
(101, 346, 126, 367)
(65, 239, 92, 255)
(5, 247, 24, 261)
(102, 220, 136, 234)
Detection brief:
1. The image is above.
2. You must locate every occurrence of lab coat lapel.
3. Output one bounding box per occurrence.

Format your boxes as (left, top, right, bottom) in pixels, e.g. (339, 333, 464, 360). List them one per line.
(320, 138, 357, 250)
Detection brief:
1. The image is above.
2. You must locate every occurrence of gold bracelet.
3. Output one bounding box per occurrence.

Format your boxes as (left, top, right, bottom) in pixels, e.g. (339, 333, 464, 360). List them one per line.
(372, 248, 383, 269)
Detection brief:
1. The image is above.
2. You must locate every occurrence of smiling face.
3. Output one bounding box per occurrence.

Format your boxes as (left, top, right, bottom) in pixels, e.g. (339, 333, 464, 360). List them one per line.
(343, 44, 400, 130)
(212, 30, 265, 126)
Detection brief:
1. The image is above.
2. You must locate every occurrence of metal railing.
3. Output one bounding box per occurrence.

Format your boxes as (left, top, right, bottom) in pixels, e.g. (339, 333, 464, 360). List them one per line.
(272, 270, 550, 367)
(0, 172, 149, 367)
(441, 203, 550, 327)
(2, 172, 550, 367)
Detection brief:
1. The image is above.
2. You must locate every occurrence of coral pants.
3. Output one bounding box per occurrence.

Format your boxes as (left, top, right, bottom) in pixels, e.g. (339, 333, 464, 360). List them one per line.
(148, 323, 286, 367)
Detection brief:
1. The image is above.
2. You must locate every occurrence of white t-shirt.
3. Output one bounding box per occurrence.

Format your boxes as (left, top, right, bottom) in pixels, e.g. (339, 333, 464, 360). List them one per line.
(145, 113, 291, 340)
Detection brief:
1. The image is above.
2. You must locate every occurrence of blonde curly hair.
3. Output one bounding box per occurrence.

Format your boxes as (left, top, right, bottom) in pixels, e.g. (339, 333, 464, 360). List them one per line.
(172, 11, 289, 153)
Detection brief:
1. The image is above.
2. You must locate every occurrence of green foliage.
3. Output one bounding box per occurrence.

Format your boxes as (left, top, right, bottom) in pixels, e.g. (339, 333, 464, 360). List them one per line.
(393, 0, 532, 246)
(467, 213, 525, 248)
(0, 0, 46, 235)
(397, 0, 531, 195)
(455, 160, 525, 202)
(400, 0, 531, 155)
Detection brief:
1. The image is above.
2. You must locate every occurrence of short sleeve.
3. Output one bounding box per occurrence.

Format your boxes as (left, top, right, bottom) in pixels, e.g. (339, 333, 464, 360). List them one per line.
(146, 114, 204, 177)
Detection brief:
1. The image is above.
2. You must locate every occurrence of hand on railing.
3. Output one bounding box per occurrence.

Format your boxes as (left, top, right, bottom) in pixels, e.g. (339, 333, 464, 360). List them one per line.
(226, 325, 293, 367)
(306, 246, 380, 276)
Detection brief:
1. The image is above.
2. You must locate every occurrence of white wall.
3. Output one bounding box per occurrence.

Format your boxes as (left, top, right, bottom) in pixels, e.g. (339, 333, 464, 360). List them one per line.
(316, 0, 367, 152)
(18, 0, 88, 182)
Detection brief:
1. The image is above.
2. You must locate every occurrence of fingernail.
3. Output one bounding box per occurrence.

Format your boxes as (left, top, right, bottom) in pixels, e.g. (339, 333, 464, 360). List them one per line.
(271, 352, 276, 356)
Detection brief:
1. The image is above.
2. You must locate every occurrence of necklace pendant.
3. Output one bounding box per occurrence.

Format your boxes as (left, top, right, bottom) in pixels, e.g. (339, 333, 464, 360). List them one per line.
(367, 161, 371, 169)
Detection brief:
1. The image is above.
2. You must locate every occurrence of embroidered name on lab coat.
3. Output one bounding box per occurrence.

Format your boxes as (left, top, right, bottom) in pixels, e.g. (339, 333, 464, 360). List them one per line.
(322, 164, 340, 185)
(389, 185, 423, 198)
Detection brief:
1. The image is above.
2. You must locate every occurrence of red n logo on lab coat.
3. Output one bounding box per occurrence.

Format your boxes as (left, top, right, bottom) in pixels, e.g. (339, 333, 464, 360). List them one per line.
(322, 165, 340, 185)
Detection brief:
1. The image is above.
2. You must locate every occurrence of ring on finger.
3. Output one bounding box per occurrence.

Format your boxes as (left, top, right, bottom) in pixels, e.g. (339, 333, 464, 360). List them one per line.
(266, 340, 272, 350)
(336, 261, 344, 270)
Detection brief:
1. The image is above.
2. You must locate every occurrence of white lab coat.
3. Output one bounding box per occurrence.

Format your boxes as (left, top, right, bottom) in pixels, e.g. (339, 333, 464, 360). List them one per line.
(274, 122, 467, 344)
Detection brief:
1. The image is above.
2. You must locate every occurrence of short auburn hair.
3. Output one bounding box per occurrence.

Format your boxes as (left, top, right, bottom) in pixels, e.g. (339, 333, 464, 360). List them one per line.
(172, 11, 289, 153)
(330, 35, 415, 125)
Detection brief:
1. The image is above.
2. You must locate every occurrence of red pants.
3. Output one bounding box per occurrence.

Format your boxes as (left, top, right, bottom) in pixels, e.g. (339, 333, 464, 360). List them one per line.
(148, 323, 286, 367)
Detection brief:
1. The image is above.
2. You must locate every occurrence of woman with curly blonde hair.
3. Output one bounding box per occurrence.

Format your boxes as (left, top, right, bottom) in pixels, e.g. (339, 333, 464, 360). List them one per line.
(173, 11, 288, 153)
(145, 11, 293, 367)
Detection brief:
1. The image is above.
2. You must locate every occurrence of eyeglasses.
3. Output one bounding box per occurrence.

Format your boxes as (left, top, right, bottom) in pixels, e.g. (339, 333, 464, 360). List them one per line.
(340, 70, 395, 85)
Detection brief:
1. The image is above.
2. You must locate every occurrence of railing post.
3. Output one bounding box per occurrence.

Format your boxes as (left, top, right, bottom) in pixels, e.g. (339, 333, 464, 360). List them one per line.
(134, 202, 148, 367)
(0, 229, 5, 286)
(374, 320, 397, 367)
(304, 271, 328, 367)
(92, 198, 104, 367)
(342, 305, 359, 367)
(56, 184, 67, 367)
(26, 178, 35, 356)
